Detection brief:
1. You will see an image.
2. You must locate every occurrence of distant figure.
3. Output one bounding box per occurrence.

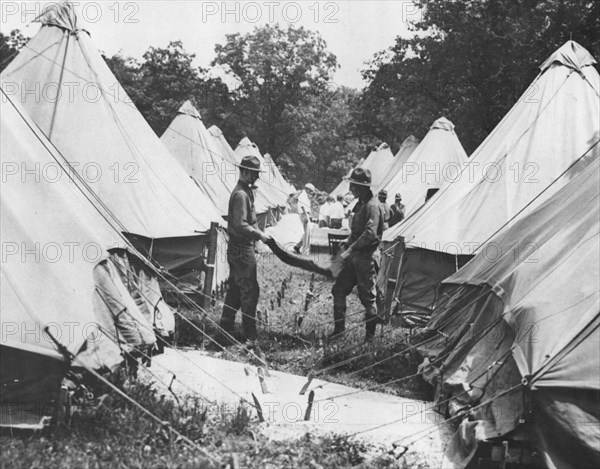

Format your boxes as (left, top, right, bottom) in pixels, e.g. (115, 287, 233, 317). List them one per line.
(329, 194, 346, 229)
(319, 196, 335, 228)
(378, 189, 392, 231)
(294, 183, 315, 254)
(389, 193, 405, 227)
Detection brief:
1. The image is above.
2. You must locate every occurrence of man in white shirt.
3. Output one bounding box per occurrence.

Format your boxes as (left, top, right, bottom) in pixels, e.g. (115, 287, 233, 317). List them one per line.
(328, 194, 346, 229)
(294, 183, 315, 254)
(319, 196, 335, 227)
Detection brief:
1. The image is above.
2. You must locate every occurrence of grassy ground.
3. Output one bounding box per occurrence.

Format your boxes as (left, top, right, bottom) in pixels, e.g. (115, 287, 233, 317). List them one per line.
(1, 253, 433, 468)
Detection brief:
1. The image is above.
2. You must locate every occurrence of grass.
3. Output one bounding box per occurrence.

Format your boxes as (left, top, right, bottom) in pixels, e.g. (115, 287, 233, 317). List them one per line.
(0, 378, 403, 468)
(1, 253, 434, 468)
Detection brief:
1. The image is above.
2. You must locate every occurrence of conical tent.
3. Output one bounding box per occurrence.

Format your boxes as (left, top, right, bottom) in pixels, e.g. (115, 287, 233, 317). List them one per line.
(379, 41, 600, 316)
(1, 89, 158, 428)
(160, 101, 231, 289)
(380, 118, 467, 215)
(264, 153, 295, 197)
(360, 142, 395, 189)
(207, 125, 238, 165)
(161, 101, 236, 216)
(329, 143, 394, 199)
(1, 2, 224, 274)
(374, 135, 420, 194)
(207, 126, 273, 227)
(417, 156, 599, 469)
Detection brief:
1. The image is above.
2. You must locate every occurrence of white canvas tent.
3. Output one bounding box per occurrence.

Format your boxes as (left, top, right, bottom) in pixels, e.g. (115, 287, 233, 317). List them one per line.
(330, 143, 395, 199)
(208, 126, 276, 228)
(264, 153, 295, 196)
(1, 88, 161, 428)
(207, 125, 238, 165)
(379, 41, 600, 315)
(417, 155, 599, 468)
(374, 135, 421, 194)
(360, 142, 396, 189)
(160, 101, 231, 288)
(161, 101, 237, 216)
(234, 137, 287, 226)
(380, 118, 467, 216)
(1, 2, 224, 275)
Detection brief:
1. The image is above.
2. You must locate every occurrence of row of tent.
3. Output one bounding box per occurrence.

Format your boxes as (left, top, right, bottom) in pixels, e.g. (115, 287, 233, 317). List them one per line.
(0, 1, 291, 427)
(330, 116, 468, 217)
(327, 40, 599, 467)
(160, 100, 294, 228)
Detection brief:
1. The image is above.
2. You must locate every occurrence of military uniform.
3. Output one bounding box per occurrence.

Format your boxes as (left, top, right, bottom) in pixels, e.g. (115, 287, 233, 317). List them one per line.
(220, 159, 265, 341)
(331, 168, 384, 340)
(389, 201, 405, 227)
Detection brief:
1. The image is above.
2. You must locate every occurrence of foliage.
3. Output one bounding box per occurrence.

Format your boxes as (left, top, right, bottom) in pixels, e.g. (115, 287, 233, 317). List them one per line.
(277, 86, 371, 191)
(211, 24, 363, 188)
(212, 24, 337, 148)
(358, 0, 600, 154)
(0, 379, 400, 468)
(0, 30, 28, 73)
(104, 41, 231, 136)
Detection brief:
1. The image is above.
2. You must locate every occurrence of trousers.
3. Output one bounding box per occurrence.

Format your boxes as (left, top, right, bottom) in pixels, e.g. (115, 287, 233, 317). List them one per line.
(294, 214, 311, 254)
(331, 250, 380, 335)
(220, 244, 259, 339)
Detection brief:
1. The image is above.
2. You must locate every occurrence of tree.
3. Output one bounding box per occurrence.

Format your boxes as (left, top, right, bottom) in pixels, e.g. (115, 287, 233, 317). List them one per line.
(278, 86, 371, 191)
(0, 30, 28, 73)
(105, 41, 230, 136)
(358, 0, 600, 154)
(212, 24, 341, 183)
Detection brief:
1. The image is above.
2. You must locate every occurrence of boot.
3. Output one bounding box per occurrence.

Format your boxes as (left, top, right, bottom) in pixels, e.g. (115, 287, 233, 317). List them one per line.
(242, 312, 258, 342)
(218, 310, 236, 346)
(364, 306, 379, 342)
(329, 307, 346, 339)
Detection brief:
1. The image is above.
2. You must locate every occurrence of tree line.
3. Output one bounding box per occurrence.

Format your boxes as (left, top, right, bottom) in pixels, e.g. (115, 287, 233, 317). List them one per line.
(1, 0, 598, 192)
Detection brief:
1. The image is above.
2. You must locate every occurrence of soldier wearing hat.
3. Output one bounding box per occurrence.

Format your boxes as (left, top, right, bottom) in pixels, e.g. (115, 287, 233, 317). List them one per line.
(377, 189, 392, 231)
(389, 193, 405, 227)
(220, 155, 272, 343)
(331, 167, 384, 341)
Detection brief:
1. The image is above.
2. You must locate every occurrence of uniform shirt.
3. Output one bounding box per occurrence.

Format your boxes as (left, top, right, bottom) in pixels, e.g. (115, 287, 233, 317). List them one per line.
(228, 180, 262, 246)
(347, 191, 384, 253)
(389, 202, 406, 227)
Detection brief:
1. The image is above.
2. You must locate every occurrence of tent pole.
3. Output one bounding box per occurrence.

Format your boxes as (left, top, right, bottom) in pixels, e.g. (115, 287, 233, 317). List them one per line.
(201, 222, 219, 309)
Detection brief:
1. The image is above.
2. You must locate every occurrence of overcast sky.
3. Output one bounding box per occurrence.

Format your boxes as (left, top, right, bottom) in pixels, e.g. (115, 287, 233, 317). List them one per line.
(1, 1, 419, 88)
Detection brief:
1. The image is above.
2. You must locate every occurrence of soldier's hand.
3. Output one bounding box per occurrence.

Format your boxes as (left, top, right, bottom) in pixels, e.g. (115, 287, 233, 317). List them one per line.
(259, 232, 273, 244)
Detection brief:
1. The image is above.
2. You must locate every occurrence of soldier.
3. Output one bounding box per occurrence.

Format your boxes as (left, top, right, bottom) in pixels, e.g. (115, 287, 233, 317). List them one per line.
(389, 193, 406, 227)
(220, 155, 272, 343)
(378, 189, 392, 231)
(331, 168, 384, 341)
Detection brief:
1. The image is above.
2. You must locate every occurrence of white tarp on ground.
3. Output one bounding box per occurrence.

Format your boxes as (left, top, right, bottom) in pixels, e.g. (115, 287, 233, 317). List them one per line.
(265, 213, 305, 249)
(147, 349, 452, 465)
